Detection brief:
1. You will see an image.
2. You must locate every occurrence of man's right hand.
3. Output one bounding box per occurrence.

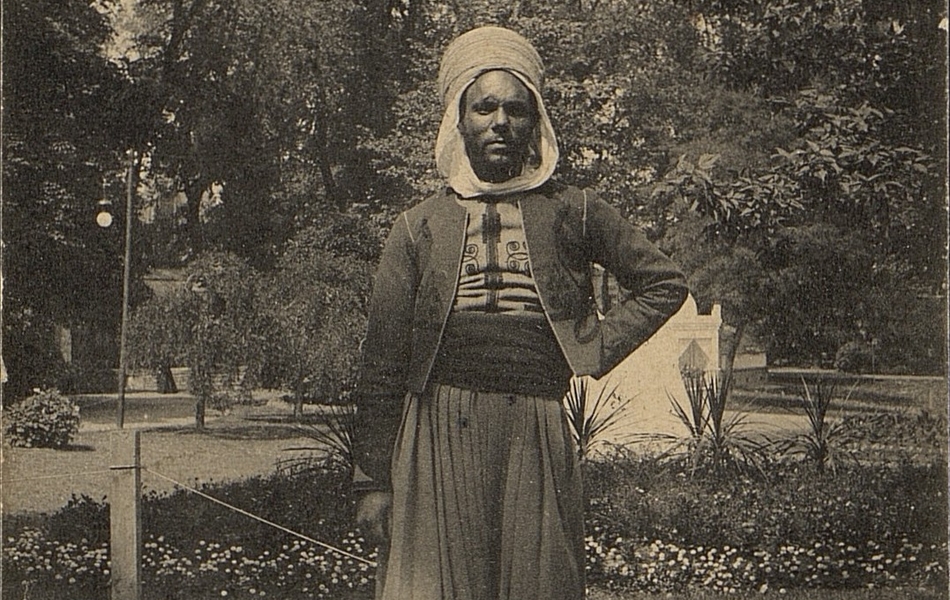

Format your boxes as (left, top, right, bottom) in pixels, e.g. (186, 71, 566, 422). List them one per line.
(356, 491, 393, 546)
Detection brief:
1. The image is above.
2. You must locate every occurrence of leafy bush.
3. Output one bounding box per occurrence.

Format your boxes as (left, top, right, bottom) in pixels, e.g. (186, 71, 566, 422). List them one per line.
(258, 221, 373, 417)
(839, 408, 949, 465)
(835, 341, 874, 373)
(3, 389, 80, 449)
(1, 310, 70, 404)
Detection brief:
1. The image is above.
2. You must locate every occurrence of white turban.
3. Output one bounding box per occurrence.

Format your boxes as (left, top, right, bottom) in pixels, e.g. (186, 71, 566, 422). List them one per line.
(435, 26, 559, 198)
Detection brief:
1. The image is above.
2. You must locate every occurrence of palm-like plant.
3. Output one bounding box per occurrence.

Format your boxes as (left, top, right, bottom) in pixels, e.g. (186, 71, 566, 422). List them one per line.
(563, 377, 630, 461)
(701, 372, 768, 475)
(278, 404, 356, 475)
(667, 370, 768, 477)
(670, 369, 707, 439)
(778, 377, 858, 474)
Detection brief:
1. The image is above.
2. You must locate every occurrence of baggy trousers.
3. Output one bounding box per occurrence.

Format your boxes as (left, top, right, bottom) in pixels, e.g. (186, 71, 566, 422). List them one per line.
(376, 383, 585, 600)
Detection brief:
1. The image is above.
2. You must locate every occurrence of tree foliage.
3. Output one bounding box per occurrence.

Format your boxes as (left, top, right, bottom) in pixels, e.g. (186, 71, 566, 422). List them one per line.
(126, 287, 193, 382)
(650, 0, 946, 370)
(1, 0, 151, 400)
(118, 0, 401, 265)
(359, 0, 944, 372)
(184, 253, 267, 420)
(258, 216, 375, 416)
(127, 252, 267, 428)
(4, 0, 946, 403)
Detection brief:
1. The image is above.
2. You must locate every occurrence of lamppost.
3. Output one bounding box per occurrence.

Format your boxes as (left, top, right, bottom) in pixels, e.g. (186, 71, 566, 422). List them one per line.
(97, 152, 136, 429)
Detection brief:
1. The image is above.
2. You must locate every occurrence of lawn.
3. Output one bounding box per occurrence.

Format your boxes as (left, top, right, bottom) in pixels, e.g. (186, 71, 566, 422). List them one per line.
(732, 372, 946, 415)
(1, 393, 324, 514)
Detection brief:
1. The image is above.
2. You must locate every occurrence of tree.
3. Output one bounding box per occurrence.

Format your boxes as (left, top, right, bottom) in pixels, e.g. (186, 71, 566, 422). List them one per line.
(117, 0, 397, 267)
(184, 253, 267, 429)
(656, 114, 939, 370)
(652, 0, 944, 373)
(123, 0, 278, 262)
(1, 0, 150, 400)
(660, 205, 770, 378)
(258, 214, 376, 418)
(127, 288, 193, 393)
(127, 252, 266, 429)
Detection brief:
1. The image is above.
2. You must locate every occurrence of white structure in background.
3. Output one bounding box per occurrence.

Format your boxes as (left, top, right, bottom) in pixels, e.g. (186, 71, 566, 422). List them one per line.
(582, 295, 721, 453)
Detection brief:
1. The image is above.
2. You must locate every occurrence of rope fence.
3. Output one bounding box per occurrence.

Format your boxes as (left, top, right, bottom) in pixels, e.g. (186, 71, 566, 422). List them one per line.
(3, 430, 376, 600)
(142, 466, 376, 567)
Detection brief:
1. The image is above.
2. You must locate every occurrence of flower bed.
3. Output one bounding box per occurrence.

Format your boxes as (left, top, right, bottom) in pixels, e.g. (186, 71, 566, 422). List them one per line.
(3, 529, 374, 599)
(2, 467, 376, 600)
(584, 454, 948, 595)
(2, 413, 947, 599)
(587, 533, 945, 594)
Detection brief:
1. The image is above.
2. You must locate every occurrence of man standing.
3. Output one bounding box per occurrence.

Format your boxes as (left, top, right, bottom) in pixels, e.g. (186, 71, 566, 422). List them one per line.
(354, 26, 688, 600)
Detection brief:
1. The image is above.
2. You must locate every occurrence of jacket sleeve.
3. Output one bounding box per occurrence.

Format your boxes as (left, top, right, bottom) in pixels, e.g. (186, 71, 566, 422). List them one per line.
(583, 193, 689, 375)
(352, 214, 418, 492)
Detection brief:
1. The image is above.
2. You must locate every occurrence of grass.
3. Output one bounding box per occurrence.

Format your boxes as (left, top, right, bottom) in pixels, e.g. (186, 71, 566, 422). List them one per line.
(732, 376, 946, 415)
(1, 396, 326, 515)
(73, 392, 198, 425)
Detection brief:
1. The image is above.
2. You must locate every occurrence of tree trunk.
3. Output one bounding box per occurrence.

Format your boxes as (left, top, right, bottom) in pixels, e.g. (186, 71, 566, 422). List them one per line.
(195, 396, 206, 431)
(183, 178, 205, 255)
(293, 395, 303, 421)
(316, 137, 337, 207)
(719, 320, 746, 384)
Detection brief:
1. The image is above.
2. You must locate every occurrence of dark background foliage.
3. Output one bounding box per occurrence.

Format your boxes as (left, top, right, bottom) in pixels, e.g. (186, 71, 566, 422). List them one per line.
(2, 0, 946, 403)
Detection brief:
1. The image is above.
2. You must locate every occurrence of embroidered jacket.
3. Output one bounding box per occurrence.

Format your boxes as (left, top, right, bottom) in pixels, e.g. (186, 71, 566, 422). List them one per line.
(353, 182, 688, 489)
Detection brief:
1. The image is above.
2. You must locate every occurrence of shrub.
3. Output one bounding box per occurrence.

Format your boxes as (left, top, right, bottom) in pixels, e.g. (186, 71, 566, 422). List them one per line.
(3, 389, 80, 449)
(835, 341, 873, 373)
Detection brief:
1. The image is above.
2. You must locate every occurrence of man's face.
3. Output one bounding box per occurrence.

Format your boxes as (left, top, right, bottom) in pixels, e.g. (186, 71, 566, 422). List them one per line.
(458, 70, 538, 184)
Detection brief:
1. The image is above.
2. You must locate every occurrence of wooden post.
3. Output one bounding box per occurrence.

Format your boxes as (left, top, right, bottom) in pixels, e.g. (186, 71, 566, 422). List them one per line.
(110, 430, 141, 600)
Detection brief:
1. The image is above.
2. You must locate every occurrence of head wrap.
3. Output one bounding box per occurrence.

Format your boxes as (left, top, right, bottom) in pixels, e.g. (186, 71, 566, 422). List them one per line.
(435, 26, 559, 198)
